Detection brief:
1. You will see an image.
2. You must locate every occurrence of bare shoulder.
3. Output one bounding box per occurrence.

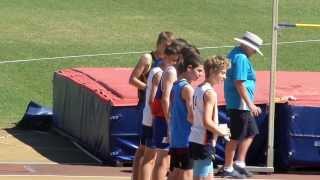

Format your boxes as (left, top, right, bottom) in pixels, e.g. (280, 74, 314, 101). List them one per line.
(163, 66, 177, 81)
(133, 53, 152, 73)
(140, 53, 152, 65)
(184, 84, 194, 93)
(204, 89, 217, 101)
(182, 84, 193, 94)
(154, 70, 163, 78)
(166, 66, 177, 74)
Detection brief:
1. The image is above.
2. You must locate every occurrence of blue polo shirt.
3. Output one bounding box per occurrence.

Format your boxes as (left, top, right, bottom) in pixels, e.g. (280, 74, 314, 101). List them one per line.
(224, 47, 256, 110)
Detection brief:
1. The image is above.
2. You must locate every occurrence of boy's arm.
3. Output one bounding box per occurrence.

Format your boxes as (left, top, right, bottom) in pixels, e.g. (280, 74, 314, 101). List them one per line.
(149, 72, 162, 107)
(161, 70, 177, 121)
(181, 85, 194, 124)
(203, 90, 229, 136)
(129, 54, 152, 90)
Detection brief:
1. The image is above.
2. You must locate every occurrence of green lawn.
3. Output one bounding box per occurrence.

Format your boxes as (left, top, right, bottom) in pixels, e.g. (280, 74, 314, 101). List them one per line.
(0, 0, 320, 126)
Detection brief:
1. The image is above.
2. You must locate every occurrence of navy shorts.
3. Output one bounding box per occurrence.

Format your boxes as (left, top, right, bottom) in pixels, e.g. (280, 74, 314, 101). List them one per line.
(140, 125, 153, 146)
(152, 117, 169, 150)
(228, 109, 259, 140)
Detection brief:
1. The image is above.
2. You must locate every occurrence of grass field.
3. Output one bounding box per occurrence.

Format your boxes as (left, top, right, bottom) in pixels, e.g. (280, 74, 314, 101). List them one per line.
(0, 0, 320, 125)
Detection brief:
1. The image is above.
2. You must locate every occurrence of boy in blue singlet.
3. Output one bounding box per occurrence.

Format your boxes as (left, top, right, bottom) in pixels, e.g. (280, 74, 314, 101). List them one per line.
(169, 52, 204, 180)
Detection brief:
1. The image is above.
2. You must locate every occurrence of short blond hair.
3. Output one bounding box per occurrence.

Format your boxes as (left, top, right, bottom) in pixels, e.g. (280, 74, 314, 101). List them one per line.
(204, 55, 230, 78)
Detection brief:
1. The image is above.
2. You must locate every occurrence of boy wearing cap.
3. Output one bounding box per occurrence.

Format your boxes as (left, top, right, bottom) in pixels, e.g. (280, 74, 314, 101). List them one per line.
(221, 32, 263, 178)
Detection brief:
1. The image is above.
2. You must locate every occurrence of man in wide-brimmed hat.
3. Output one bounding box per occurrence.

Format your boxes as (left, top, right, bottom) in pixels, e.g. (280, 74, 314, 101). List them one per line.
(221, 31, 263, 179)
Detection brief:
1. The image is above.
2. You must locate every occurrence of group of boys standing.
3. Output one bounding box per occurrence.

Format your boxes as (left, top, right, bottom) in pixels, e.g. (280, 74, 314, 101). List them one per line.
(129, 31, 264, 180)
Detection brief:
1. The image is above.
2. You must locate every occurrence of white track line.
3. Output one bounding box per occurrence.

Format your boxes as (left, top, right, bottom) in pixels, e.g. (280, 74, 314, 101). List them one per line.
(0, 175, 277, 180)
(23, 165, 36, 173)
(0, 51, 148, 64)
(0, 39, 320, 64)
(0, 161, 58, 165)
(0, 161, 99, 165)
(0, 175, 130, 179)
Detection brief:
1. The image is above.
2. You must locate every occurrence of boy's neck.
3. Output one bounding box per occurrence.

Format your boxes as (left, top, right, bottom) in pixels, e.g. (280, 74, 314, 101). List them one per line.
(154, 49, 163, 59)
(160, 61, 170, 70)
(178, 73, 191, 83)
(204, 79, 215, 87)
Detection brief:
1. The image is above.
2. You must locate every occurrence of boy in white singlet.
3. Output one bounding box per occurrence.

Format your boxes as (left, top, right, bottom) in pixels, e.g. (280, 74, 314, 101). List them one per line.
(189, 56, 231, 180)
(129, 32, 175, 180)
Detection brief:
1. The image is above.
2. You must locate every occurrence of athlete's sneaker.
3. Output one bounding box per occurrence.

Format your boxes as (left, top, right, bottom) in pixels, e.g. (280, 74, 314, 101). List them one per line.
(234, 164, 254, 177)
(220, 169, 246, 179)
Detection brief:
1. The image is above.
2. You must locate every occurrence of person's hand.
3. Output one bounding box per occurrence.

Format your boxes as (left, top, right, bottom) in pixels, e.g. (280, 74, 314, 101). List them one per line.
(249, 104, 262, 117)
(287, 95, 297, 101)
(219, 125, 230, 137)
(187, 112, 194, 124)
(219, 124, 231, 141)
(275, 95, 297, 103)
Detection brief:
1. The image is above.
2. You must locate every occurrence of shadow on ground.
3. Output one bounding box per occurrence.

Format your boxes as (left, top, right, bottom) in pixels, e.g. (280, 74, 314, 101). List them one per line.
(3, 128, 99, 165)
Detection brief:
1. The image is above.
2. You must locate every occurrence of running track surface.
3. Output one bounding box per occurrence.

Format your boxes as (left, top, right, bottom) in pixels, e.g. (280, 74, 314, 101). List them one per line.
(0, 163, 319, 180)
(0, 129, 319, 179)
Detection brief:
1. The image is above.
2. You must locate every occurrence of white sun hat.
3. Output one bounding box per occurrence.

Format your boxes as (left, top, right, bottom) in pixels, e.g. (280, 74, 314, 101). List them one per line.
(234, 31, 263, 56)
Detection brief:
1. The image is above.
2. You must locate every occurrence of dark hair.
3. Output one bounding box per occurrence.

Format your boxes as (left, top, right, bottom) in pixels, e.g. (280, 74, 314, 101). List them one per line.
(156, 31, 175, 47)
(164, 40, 183, 56)
(204, 55, 230, 78)
(176, 52, 203, 75)
(176, 38, 200, 55)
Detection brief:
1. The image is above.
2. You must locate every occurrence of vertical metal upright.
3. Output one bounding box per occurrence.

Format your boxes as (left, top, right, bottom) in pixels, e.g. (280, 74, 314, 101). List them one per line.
(267, 0, 279, 170)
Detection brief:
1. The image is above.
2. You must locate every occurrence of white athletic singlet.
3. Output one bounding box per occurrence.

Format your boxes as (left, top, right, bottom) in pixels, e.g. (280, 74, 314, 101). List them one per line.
(142, 67, 163, 126)
(189, 83, 219, 145)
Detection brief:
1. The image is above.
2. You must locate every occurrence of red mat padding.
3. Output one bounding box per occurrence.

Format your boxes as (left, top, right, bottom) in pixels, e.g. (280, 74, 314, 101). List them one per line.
(56, 68, 320, 107)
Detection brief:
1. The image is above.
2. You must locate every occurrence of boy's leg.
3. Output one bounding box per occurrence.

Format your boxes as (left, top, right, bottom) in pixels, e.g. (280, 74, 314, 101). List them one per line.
(141, 147, 157, 180)
(167, 169, 179, 180)
(167, 149, 179, 180)
(153, 149, 170, 180)
(132, 145, 145, 180)
(136, 125, 153, 180)
(152, 117, 170, 180)
(181, 169, 193, 180)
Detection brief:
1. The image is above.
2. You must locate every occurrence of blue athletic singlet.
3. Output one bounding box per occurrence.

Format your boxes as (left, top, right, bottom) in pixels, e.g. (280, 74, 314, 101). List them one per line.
(170, 79, 192, 148)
